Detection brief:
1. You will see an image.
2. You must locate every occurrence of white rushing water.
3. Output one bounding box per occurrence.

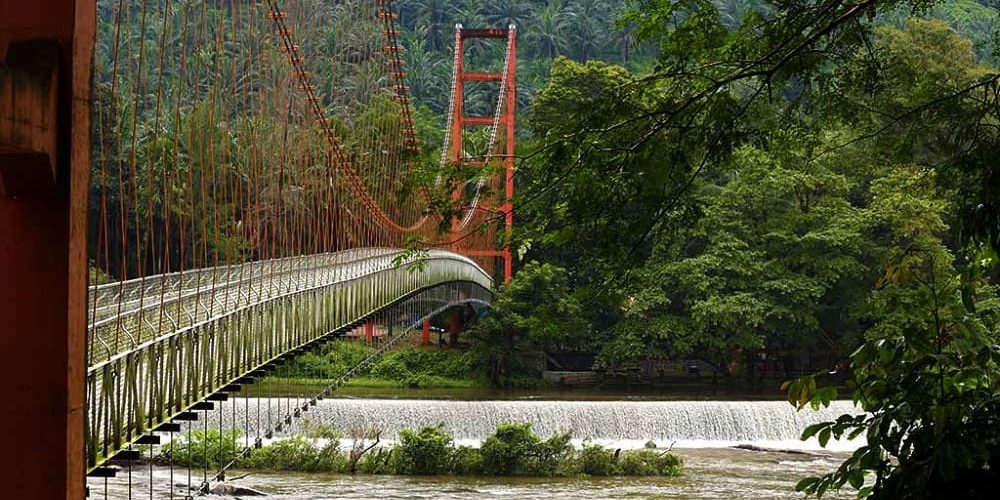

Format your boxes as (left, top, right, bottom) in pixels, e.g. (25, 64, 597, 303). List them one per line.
(213, 398, 861, 452)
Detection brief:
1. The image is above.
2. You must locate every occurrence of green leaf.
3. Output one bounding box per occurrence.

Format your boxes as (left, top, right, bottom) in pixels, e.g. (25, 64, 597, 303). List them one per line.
(795, 476, 820, 492)
(818, 427, 832, 448)
(848, 469, 864, 489)
(802, 423, 827, 440)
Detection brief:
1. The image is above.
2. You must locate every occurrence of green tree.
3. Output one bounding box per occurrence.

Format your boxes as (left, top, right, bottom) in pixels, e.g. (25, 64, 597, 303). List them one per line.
(789, 168, 1000, 499)
(469, 261, 589, 385)
(604, 128, 872, 374)
(480, 422, 572, 476)
(392, 424, 454, 475)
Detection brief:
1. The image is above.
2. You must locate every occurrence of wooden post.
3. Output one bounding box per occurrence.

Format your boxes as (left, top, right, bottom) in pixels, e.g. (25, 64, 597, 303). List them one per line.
(448, 311, 461, 346)
(0, 1, 94, 498)
(421, 319, 431, 346)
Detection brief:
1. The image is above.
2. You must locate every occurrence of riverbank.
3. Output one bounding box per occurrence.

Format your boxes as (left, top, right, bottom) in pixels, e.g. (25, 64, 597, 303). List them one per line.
(252, 340, 807, 401)
(250, 342, 489, 397)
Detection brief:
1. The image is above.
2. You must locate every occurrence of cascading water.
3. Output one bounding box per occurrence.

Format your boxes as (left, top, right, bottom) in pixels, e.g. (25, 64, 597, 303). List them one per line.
(215, 398, 860, 451)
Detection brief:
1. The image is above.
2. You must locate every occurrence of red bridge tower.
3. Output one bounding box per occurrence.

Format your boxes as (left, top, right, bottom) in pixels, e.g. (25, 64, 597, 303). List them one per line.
(446, 25, 517, 284)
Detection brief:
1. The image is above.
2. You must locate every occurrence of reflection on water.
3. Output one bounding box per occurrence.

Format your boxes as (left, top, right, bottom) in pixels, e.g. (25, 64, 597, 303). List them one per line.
(87, 448, 853, 499)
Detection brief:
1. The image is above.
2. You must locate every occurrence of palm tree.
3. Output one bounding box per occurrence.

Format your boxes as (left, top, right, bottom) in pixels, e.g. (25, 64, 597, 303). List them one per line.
(527, 0, 575, 59)
(402, 32, 449, 114)
(566, 0, 611, 62)
(401, 0, 457, 51)
(478, 0, 536, 29)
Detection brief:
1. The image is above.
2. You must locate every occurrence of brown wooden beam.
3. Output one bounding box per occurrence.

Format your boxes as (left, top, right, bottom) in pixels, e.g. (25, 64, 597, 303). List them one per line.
(0, 1, 94, 499)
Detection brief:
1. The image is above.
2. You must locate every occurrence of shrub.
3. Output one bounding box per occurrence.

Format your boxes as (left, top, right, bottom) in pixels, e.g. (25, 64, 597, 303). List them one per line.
(315, 441, 349, 472)
(619, 449, 683, 476)
(369, 355, 411, 380)
(448, 446, 484, 475)
(369, 348, 476, 382)
(282, 341, 374, 379)
(554, 451, 583, 476)
(525, 432, 573, 476)
(242, 437, 322, 471)
(169, 429, 241, 468)
(657, 452, 683, 476)
(357, 448, 395, 474)
(480, 422, 539, 475)
(480, 422, 571, 476)
(392, 424, 453, 474)
(192, 423, 683, 479)
(580, 443, 619, 476)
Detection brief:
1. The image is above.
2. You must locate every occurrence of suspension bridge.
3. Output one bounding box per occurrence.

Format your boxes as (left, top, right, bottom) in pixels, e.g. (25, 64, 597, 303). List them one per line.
(0, 1, 516, 498)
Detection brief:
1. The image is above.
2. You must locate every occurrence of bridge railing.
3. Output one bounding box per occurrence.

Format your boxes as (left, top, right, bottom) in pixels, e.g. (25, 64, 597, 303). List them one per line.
(87, 249, 397, 365)
(86, 249, 491, 470)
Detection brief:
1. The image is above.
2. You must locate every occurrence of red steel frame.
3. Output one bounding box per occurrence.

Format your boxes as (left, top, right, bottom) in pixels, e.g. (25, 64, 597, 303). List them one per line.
(449, 26, 516, 284)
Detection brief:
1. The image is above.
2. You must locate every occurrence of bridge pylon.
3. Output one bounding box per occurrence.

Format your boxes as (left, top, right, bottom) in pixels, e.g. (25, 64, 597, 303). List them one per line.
(446, 25, 517, 284)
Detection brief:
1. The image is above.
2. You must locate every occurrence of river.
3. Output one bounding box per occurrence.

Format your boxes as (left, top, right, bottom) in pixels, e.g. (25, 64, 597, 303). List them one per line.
(88, 397, 858, 498)
(92, 448, 850, 499)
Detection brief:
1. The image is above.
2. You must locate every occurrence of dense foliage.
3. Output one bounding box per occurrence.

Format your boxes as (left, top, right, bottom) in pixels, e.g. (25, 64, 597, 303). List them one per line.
(469, 261, 589, 385)
(504, 2, 1000, 374)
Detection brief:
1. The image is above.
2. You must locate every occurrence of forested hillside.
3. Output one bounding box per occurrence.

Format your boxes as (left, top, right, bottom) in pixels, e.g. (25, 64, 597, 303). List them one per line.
(392, 0, 1000, 118)
(88, 1, 1000, 369)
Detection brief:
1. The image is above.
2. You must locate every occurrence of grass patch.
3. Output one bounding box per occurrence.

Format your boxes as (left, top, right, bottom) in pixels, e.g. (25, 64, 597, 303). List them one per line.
(342, 377, 401, 388)
(260, 342, 484, 393)
(344, 375, 479, 389)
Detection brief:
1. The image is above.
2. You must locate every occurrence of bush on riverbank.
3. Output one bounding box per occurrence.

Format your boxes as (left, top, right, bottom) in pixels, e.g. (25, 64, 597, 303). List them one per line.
(168, 422, 683, 478)
(167, 429, 241, 468)
(281, 341, 373, 379)
(480, 422, 572, 476)
(241, 436, 345, 472)
(620, 449, 683, 476)
(391, 424, 453, 474)
(274, 342, 482, 389)
(369, 347, 478, 388)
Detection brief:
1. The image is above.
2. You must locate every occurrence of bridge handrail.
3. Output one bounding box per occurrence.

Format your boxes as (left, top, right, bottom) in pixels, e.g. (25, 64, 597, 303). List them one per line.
(86, 249, 417, 364)
(87, 252, 490, 375)
(89, 252, 384, 323)
(85, 252, 491, 469)
(87, 249, 398, 311)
